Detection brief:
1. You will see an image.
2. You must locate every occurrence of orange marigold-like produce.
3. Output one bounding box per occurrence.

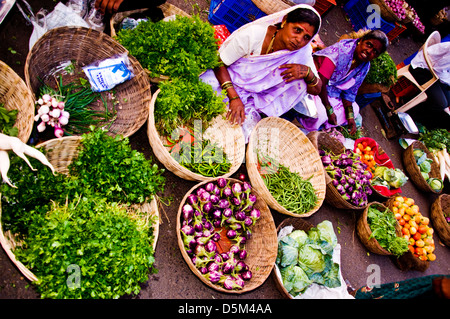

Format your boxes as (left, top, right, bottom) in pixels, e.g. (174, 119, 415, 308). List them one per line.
(391, 196, 436, 261)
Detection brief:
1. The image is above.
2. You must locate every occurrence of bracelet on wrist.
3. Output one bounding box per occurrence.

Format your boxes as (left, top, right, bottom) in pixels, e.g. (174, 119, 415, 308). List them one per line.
(229, 96, 240, 101)
(221, 81, 233, 90)
(307, 76, 320, 87)
(325, 105, 334, 115)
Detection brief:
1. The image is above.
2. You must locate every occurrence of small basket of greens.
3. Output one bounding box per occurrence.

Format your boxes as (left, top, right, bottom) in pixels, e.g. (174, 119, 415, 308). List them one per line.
(357, 202, 408, 256)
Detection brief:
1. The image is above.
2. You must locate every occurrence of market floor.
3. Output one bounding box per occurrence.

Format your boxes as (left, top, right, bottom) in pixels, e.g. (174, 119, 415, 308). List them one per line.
(0, 0, 448, 301)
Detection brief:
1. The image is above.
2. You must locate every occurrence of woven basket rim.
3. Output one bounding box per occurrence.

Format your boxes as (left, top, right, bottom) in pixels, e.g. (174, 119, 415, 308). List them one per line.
(246, 117, 326, 217)
(176, 178, 277, 294)
(0, 60, 35, 143)
(24, 26, 151, 139)
(430, 194, 450, 246)
(147, 88, 245, 182)
(0, 135, 160, 282)
(403, 140, 442, 194)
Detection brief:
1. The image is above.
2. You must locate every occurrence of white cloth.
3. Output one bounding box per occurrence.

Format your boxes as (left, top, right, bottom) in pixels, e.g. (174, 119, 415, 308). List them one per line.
(411, 42, 450, 86)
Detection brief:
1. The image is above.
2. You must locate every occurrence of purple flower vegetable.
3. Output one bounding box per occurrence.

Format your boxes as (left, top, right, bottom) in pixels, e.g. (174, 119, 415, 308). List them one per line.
(204, 271, 222, 284)
(203, 202, 213, 214)
(222, 186, 232, 198)
(205, 240, 217, 253)
(222, 207, 233, 218)
(209, 194, 220, 205)
(218, 199, 230, 209)
(238, 249, 247, 260)
(181, 224, 195, 236)
(182, 204, 194, 220)
(226, 229, 237, 239)
(217, 178, 227, 188)
(205, 182, 215, 193)
(241, 270, 252, 280)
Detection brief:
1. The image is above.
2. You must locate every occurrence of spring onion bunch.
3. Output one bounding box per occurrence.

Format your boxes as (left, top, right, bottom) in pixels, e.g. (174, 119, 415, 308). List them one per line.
(320, 149, 373, 207)
(180, 178, 261, 290)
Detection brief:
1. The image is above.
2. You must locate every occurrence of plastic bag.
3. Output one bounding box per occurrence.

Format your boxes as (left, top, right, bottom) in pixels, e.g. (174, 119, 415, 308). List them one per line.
(16, 1, 90, 50)
(82, 53, 135, 92)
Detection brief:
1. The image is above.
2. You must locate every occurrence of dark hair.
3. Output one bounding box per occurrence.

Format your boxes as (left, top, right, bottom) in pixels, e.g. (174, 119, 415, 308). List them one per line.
(361, 30, 389, 53)
(285, 7, 321, 34)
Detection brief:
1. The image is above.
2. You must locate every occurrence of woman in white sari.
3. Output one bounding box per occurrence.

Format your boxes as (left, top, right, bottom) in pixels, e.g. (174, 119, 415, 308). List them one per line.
(200, 4, 322, 142)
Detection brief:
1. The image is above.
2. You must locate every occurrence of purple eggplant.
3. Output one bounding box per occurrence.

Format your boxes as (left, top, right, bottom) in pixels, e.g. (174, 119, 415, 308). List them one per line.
(181, 224, 195, 236)
(212, 232, 221, 242)
(235, 210, 246, 221)
(204, 271, 222, 284)
(202, 202, 213, 214)
(231, 196, 241, 206)
(222, 260, 235, 274)
(217, 178, 227, 189)
(205, 240, 217, 253)
(187, 194, 198, 206)
(199, 191, 211, 203)
(211, 209, 222, 220)
(209, 194, 220, 205)
(238, 249, 247, 260)
(222, 186, 232, 198)
(231, 182, 242, 197)
(182, 204, 194, 220)
(235, 260, 248, 272)
(241, 270, 252, 281)
(226, 229, 237, 239)
(218, 199, 230, 209)
(234, 275, 245, 288)
(222, 207, 233, 218)
(229, 245, 240, 255)
(205, 182, 215, 193)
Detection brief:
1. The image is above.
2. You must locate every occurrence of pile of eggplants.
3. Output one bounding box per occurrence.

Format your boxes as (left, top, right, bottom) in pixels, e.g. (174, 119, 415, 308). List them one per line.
(320, 149, 373, 207)
(180, 178, 261, 290)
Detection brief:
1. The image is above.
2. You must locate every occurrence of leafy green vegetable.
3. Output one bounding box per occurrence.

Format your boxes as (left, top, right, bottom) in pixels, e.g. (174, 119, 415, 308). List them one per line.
(276, 220, 341, 297)
(419, 128, 450, 151)
(155, 77, 226, 136)
(0, 104, 19, 136)
(14, 196, 157, 299)
(367, 204, 409, 257)
(115, 15, 220, 81)
(364, 51, 398, 87)
(372, 166, 408, 189)
(69, 129, 166, 204)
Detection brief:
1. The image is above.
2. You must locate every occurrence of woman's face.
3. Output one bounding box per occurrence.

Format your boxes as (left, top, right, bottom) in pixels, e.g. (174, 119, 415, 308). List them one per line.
(354, 38, 384, 63)
(280, 21, 316, 51)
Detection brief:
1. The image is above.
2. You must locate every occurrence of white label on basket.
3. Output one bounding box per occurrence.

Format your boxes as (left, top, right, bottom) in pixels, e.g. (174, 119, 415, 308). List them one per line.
(83, 53, 134, 92)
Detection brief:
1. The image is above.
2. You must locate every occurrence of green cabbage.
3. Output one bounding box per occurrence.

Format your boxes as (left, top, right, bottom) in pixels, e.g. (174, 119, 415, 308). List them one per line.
(280, 264, 312, 296)
(297, 245, 326, 275)
(277, 237, 299, 267)
(373, 166, 408, 189)
(288, 229, 308, 246)
(419, 159, 432, 174)
(428, 178, 444, 192)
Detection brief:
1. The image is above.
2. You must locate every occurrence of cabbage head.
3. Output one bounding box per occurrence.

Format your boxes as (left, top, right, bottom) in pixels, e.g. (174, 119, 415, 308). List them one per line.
(280, 264, 312, 296)
(317, 220, 337, 249)
(419, 159, 432, 174)
(277, 237, 299, 267)
(297, 244, 326, 275)
(288, 230, 308, 247)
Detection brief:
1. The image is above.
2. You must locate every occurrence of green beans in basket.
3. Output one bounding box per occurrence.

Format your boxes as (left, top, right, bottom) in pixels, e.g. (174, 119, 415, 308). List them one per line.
(258, 153, 318, 215)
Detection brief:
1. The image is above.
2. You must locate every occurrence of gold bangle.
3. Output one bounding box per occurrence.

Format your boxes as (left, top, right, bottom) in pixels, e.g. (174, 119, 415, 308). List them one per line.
(346, 108, 354, 119)
(221, 81, 233, 90)
(326, 105, 334, 115)
(307, 76, 320, 87)
(305, 73, 316, 85)
(305, 67, 310, 80)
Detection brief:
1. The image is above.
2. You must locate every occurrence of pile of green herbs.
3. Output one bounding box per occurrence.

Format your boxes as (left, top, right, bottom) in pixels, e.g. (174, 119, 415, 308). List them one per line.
(38, 76, 116, 136)
(367, 204, 409, 257)
(258, 153, 318, 215)
(155, 77, 226, 136)
(115, 15, 220, 81)
(364, 51, 398, 87)
(0, 103, 19, 136)
(419, 128, 450, 151)
(276, 220, 341, 297)
(0, 129, 165, 299)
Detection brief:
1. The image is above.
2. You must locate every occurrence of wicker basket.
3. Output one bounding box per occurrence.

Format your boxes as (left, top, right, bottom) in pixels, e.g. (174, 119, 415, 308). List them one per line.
(251, 0, 294, 15)
(272, 217, 314, 299)
(430, 194, 450, 247)
(307, 131, 366, 210)
(369, 0, 401, 22)
(24, 26, 151, 139)
(0, 60, 35, 143)
(0, 136, 160, 282)
(246, 117, 326, 217)
(147, 89, 245, 181)
(402, 141, 442, 194)
(176, 178, 278, 293)
(356, 202, 401, 255)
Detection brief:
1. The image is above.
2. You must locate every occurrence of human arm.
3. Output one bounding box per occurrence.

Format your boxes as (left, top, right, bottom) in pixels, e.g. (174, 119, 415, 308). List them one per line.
(278, 64, 322, 95)
(213, 65, 246, 125)
(343, 98, 356, 135)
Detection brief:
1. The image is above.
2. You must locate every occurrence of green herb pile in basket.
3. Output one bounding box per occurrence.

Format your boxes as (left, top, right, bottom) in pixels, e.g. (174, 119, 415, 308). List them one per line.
(364, 51, 398, 87)
(0, 129, 165, 299)
(115, 15, 220, 81)
(367, 204, 409, 257)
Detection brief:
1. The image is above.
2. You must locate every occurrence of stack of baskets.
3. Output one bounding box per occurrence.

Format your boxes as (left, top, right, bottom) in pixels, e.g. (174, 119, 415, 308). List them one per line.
(246, 117, 326, 217)
(0, 60, 35, 143)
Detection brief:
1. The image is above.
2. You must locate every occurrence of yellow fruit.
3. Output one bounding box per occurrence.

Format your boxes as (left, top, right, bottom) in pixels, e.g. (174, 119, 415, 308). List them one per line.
(410, 226, 417, 235)
(427, 253, 436, 261)
(415, 239, 425, 248)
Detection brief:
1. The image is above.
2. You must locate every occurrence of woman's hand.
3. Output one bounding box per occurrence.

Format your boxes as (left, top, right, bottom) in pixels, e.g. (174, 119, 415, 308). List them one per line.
(227, 98, 246, 125)
(279, 64, 311, 83)
(95, 0, 124, 14)
(327, 112, 337, 126)
(347, 118, 357, 135)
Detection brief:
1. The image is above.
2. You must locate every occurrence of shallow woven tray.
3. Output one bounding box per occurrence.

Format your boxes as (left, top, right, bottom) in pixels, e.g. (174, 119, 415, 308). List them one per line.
(0, 136, 160, 282)
(430, 194, 450, 247)
(402, 140, 442, 194)
(147, 89, 245, 181)
(272, 217, 314, 299)
(246, 117, 326, 217)
(24, 26, 151, 139)
(356, 202, 401, 256)
(176, 178, 278, 294)
(0, 60, 35, 143)
(307, 131, 366, 210)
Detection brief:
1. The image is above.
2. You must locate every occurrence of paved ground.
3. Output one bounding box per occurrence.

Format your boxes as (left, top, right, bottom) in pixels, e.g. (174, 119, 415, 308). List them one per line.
(0, 0, 448, 301)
